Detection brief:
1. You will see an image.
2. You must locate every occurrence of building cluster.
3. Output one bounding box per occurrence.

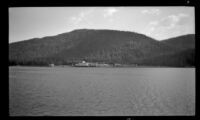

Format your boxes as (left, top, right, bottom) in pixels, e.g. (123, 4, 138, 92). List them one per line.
(48, 61, 138, 67)
(73, 61, 110, 67)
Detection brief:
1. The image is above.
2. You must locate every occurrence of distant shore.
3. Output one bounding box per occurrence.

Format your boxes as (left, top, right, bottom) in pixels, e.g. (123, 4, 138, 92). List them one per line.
(9, 65, 195, 68)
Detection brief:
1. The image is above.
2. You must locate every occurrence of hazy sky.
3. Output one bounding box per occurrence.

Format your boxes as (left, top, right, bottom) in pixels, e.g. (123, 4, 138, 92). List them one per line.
(9, 7, 195, 43)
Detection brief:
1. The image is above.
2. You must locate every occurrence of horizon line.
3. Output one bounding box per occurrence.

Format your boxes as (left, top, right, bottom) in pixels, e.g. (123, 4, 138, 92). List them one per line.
(9, 28, 195, 44)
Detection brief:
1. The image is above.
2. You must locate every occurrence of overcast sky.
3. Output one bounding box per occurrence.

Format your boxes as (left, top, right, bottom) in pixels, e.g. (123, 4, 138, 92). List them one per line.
(9, 7, 195, 43)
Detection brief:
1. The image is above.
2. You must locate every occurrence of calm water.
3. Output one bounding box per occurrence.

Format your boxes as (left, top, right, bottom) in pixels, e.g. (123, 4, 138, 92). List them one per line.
(9, 66, 195, 116)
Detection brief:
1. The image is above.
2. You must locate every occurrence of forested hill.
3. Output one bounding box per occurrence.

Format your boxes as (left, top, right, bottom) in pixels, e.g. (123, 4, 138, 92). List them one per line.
(161, 34, 195, 50)
(9, 29, 195, 67)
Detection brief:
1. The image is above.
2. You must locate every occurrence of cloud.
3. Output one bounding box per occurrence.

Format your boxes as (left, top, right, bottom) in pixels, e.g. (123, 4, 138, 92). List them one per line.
(102, 8, 119, 23)
(144, 13, 190, 40)
(69, 7, 119, 25)
(159, 13, 189, 29)
(149, 21, 159, 26)
(141, 9, 161, 15)
(103, 8, 118, 18)
(145, 21, 159, 35)
(69, 8, 94, 25)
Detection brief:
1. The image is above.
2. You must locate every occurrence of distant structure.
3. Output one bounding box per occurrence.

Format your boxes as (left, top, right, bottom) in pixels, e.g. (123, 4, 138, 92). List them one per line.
(74, 61, 89, 67)
(82, 61, 86, 63)
(114, 63, 121, 67)
(74, 61, 110, 67)
(49, 63, 55, 67)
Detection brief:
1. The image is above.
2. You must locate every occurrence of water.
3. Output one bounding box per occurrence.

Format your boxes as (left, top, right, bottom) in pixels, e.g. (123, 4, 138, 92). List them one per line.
(9, 66, 195, 116)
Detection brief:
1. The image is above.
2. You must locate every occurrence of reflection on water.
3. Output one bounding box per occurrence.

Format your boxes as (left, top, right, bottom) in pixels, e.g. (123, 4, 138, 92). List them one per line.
(9, 67, 195, 116)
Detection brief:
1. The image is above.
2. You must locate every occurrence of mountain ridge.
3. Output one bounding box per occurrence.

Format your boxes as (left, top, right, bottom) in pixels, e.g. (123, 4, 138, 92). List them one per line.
(161, 34, 195, 50)
(9, 29, 195, 67)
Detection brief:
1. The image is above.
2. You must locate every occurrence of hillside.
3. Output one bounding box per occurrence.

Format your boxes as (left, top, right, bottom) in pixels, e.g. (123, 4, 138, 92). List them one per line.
(161, 34, 195, 50)
(140, 48, 195, 67)
(9, 29, 195, 67)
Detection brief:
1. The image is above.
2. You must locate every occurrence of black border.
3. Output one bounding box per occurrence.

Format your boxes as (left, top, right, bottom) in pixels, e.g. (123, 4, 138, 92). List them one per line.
(7, 0, 199, 120)
(8, 0, 196, 7)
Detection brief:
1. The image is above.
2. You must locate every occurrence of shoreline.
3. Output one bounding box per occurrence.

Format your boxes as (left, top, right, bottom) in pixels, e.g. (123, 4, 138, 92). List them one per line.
(9, 65, 195, 68)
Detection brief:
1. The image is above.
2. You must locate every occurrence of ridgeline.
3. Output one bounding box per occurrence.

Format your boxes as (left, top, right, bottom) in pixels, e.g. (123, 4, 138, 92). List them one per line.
(9, 29, 195, 67)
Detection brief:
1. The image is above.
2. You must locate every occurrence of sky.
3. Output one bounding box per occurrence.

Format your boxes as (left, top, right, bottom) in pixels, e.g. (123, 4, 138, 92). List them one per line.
(9, 7, 195, 43)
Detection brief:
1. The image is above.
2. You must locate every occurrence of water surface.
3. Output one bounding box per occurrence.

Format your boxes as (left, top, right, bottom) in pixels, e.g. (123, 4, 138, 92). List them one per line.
(9, 66, 195, 116)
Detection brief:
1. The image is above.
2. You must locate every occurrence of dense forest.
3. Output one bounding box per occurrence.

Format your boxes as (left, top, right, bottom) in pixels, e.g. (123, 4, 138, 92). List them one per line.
(9, 29, 195, 67)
